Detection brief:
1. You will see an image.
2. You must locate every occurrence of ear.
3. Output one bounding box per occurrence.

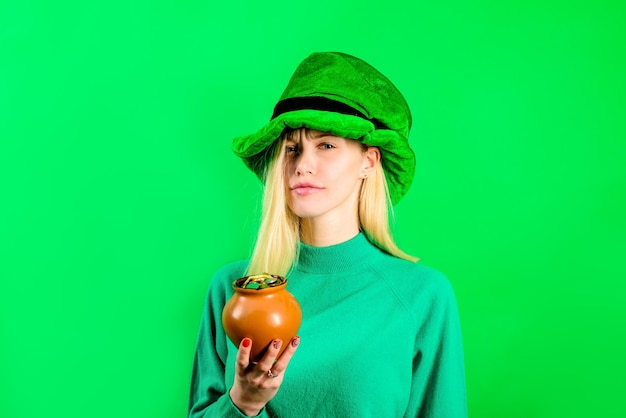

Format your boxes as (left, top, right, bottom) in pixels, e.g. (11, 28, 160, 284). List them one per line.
(361, 146, 381, 178)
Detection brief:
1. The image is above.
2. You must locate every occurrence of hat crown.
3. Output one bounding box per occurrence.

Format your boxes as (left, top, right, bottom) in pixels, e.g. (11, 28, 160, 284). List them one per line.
(278, 52, 412, 138)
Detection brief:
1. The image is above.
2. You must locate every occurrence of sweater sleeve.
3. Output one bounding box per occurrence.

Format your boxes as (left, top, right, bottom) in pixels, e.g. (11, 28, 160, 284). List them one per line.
(187, 264, 270, 418)
(406, 272, 468, 418)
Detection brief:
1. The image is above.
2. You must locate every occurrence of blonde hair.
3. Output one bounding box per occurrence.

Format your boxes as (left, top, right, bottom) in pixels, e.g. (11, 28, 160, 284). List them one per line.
(358, 160, 417, 263)
(246, 129, 417, 276)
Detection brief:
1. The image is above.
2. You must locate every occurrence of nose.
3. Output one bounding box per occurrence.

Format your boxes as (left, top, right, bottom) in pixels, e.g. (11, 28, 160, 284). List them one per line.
(294, 147, 315, 176)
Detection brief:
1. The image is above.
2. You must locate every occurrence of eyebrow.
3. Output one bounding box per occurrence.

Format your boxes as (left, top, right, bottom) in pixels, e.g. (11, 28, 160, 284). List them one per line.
(309, 131, 334, 139)
(285, 131, 335, 143)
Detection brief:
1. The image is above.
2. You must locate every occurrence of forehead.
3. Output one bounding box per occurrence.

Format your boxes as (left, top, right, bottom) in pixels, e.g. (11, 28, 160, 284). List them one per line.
(284, 129, 338, 142)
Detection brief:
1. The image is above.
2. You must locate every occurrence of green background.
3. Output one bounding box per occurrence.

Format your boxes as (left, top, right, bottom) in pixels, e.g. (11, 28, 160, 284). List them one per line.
(2, 1, 624, 417)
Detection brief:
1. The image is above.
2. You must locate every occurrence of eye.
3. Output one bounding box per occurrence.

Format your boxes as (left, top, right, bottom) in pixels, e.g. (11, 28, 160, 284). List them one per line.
(319, 143, 335, 150)
(285, 144, 299, 157)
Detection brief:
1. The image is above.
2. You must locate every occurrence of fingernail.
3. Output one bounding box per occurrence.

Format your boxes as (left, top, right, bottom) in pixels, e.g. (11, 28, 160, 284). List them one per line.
(292, 337, 300, 347)
(242, 338, 251, 348)
(273, 340, 281, 350)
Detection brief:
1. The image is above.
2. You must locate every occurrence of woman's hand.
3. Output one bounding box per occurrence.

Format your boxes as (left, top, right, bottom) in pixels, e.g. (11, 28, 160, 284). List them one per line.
(229, 337, 300, 416)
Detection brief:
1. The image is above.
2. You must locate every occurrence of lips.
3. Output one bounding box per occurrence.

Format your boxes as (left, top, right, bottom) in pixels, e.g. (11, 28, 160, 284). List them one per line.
(291, 182, 323, 195)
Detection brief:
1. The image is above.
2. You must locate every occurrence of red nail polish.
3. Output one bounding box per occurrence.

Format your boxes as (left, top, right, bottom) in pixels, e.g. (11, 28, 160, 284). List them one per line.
(292, 337, 300, 347)
(273, 340, 281, 350)
(242, 338, 251, 348)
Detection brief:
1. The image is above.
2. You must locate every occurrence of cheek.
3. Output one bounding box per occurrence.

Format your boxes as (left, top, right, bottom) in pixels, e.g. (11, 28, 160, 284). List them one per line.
(333, 156, 363, 179)
(283, 159, 295, 179)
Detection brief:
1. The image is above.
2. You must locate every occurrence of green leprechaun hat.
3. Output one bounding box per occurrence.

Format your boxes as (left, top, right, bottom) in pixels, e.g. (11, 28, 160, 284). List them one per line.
(231, 51, 415, 204)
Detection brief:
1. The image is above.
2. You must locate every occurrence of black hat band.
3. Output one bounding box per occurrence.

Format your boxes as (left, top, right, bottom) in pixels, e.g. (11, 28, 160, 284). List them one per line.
(271, 96, 385, 129)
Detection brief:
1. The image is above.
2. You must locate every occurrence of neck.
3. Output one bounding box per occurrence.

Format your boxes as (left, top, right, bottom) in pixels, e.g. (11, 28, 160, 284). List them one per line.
(300, 216, 360, 247)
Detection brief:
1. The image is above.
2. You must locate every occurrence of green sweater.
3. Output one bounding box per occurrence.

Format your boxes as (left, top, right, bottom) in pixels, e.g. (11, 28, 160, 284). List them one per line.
(188, 233, 467, 417)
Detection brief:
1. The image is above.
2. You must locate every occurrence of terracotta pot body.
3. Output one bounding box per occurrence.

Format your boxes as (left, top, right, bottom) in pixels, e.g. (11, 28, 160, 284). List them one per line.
(222, 279, 302, 362)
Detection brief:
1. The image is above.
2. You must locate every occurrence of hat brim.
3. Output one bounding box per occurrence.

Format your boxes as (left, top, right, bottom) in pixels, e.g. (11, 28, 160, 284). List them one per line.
(232, 109, 414, 204)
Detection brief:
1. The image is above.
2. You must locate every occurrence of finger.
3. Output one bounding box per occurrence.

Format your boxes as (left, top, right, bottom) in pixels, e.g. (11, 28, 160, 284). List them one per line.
(235, 338, 252, 376)
(270, 336, 300, 377)
(255, 339, 282, 375)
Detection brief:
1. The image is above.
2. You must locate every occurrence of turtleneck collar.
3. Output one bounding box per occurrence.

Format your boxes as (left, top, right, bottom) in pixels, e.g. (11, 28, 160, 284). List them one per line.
(294, 232, 383, 274)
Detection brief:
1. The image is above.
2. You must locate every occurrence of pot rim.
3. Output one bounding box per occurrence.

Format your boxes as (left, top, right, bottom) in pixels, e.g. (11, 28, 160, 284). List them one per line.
(231, 274, 288, 294)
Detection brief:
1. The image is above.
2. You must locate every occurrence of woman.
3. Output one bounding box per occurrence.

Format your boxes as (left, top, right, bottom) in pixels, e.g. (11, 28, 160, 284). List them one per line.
(188, 52, 467, 417)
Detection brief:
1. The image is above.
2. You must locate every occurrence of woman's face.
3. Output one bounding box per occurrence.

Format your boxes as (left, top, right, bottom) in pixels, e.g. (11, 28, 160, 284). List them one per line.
(283, 130, 372, 224)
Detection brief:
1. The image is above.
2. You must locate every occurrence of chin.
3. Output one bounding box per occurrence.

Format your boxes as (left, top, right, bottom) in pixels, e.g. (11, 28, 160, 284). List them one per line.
(292, 210, 322, 219)
(288, 204, 326, 220)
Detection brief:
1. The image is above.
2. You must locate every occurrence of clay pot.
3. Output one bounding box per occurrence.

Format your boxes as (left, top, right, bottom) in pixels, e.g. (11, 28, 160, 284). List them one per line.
(222, 274, 302, 362)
